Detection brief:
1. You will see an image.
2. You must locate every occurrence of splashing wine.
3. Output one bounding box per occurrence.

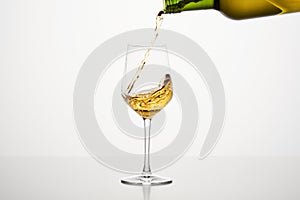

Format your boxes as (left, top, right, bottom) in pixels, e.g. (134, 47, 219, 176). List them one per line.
(125, 74, 173, 119)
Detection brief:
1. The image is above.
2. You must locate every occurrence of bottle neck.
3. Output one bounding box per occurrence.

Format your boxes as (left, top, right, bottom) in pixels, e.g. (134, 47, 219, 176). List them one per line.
(164, 0, 215, 13)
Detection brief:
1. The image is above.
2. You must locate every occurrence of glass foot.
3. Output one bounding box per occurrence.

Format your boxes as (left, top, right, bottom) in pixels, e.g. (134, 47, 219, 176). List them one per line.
(121, 174, 172, 186)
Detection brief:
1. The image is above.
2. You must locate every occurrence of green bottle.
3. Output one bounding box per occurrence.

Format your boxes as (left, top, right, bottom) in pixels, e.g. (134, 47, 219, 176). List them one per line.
(163, 0, 300, 19)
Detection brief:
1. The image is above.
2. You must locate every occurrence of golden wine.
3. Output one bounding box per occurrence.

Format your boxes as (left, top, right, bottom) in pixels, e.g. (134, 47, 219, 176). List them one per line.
(124, 74, 173, 119)
(163, 0, 300, 19)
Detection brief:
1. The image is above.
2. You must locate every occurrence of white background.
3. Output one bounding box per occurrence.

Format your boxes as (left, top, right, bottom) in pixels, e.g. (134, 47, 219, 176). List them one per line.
(0, 0, 300, 157)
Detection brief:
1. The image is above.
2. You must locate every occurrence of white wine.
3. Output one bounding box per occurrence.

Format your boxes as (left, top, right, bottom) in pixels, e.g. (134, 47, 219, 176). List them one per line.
(124, 74, 173, 119)
(123, 11, 173, 120)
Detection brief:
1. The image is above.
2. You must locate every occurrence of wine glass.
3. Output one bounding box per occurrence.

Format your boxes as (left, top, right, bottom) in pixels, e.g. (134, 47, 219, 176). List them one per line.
(120, 44, 173, 185)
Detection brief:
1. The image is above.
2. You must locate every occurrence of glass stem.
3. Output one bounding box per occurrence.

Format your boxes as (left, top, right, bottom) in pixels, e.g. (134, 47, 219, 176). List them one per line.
(142, 118, 152, 175)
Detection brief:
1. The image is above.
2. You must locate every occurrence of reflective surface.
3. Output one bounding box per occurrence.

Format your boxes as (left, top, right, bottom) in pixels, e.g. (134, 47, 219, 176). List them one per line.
(1, 156, 300, 199)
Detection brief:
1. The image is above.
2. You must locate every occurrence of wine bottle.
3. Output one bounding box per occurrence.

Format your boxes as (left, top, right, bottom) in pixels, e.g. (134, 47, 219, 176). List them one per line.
(163, 0, 300, 19)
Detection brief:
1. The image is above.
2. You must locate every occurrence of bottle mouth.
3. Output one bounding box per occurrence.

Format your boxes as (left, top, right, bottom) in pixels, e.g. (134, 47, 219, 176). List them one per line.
(163, 0, 182, 13)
